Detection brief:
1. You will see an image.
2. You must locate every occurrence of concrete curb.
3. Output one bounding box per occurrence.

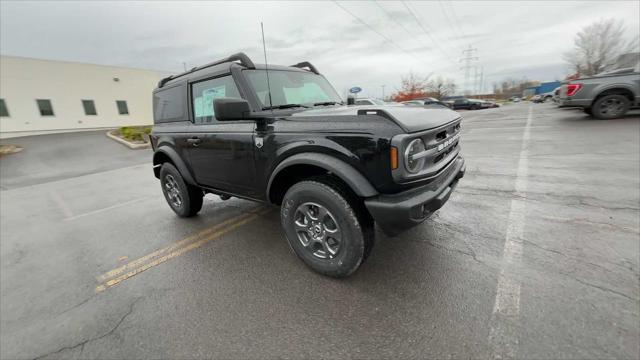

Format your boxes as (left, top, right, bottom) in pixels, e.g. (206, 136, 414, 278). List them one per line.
(106, 130, 150, 150)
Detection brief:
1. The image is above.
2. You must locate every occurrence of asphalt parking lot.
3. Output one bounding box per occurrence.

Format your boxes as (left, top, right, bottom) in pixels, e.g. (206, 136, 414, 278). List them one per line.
(1, 103, 638, 359)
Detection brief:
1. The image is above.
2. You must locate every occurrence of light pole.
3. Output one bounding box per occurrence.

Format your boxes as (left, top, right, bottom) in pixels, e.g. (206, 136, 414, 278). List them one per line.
(381, 85, 386, 100)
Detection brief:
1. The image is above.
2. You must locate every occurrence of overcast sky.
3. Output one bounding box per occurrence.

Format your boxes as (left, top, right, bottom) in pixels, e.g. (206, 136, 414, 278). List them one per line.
(2, 0, 639, 98)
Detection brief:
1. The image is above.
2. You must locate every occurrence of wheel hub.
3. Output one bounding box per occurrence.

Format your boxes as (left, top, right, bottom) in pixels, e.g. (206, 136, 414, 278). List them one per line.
(164, 174, 183, 208)
(293, 202, 341, 259)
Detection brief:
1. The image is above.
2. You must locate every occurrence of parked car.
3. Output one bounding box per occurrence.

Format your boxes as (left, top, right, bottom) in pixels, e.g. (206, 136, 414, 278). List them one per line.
(559, 53, 640, 119)
(402, 97, 449, 108)
(451, 98, 489, 110)
(541, 91, 554, 102)
(552, 87, 561, 103)
(531, 95, 544, 103)
(150, 53, 465, 277)
(509, 96, 521, 102)
(354, 98, 385, 106)
(481, 100, 500, 108)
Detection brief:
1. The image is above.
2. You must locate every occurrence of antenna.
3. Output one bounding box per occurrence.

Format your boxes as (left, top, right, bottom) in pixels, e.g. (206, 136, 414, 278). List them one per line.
(261, 22, 274, 112)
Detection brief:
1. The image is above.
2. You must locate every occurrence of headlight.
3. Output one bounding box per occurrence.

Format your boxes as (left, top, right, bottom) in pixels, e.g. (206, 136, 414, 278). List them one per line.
(405, 138, 426, 173)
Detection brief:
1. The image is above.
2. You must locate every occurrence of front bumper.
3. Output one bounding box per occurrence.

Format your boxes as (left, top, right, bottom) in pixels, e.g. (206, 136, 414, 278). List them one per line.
(365, 156, 465, 236)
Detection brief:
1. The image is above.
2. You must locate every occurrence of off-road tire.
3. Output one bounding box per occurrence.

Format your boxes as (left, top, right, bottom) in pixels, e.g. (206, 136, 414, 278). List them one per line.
(160, 163, 203, 217)
(280, 177, 374, 278)
(592, 94, 630, 119)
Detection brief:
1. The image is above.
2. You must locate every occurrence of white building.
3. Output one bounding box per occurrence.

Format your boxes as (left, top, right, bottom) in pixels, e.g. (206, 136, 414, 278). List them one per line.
(0, 55, 167, 138)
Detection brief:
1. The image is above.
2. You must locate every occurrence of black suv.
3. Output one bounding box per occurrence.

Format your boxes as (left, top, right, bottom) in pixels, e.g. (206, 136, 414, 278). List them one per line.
(150, 53, 465, 277)
(451, 98, 487, 110)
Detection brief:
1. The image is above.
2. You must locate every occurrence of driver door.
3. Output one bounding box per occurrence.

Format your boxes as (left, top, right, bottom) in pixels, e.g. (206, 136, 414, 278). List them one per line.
(186, 75, 258, 197)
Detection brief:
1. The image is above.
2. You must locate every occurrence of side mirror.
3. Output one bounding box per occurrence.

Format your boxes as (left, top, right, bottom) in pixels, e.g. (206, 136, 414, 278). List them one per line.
(213, 98, 251, 121)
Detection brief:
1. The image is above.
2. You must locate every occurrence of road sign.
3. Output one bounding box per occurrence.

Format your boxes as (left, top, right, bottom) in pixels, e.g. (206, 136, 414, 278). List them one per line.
(349, 87, 362, 94)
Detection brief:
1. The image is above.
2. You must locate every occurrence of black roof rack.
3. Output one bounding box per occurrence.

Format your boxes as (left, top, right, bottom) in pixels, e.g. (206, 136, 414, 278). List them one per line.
(158, 52, 255, 88)
(290, 61, 319, 75)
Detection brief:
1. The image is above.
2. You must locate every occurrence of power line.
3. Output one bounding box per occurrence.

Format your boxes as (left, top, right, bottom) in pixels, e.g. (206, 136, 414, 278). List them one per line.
(437, 0, 463, 41)
(401, 1, 453, 61)
(373, 0, 442, 60)
(332, 1, 424, 65)
(373, 1, 415, 40)
(446, 1, 467, 40)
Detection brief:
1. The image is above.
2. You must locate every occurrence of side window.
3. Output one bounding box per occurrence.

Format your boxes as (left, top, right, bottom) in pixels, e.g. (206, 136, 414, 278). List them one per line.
(153, 85, 185, 123)
(116, 100, 129, 115)
(82, 100, 97, 115)
(36, 99, 54, 116)
(0, 99, 9, 117)
(191, 75, 241, 124)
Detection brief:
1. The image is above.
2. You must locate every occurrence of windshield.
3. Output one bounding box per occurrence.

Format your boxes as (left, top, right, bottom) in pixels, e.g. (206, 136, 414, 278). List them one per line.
(245, 70, 343, 108)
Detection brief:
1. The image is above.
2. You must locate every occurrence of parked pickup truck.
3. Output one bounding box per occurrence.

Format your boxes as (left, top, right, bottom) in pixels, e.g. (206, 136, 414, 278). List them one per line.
(150, 53, 465, 277)
(559, 55, 640, 119)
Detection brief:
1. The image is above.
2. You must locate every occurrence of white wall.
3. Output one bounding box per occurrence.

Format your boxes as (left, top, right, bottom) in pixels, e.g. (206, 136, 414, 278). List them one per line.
(0, 55, 166, 138)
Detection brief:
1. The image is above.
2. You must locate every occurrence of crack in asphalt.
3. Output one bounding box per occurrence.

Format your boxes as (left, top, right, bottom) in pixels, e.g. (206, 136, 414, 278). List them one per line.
(566, 275, 637, 303)
(57, 293, 99, 317)
(522, 238, 637, 275)
(456, 186, 640, 212)
(32, 297, 142, 360)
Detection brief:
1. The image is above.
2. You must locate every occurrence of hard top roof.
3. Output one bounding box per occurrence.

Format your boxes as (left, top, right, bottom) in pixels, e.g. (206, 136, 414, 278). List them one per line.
(157, 53, 320, 90)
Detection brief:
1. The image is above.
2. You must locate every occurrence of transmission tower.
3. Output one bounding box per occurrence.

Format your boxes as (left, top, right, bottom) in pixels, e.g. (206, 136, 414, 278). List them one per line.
(459, 45, 478, 95)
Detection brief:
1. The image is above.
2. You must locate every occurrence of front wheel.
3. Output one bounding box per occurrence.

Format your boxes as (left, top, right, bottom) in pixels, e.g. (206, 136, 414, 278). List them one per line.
(280, 178, 374, 278)
(592, 94, 630, 119)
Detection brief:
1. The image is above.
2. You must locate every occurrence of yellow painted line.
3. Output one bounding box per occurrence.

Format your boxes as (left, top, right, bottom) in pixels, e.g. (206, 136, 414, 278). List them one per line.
(96, 207, 271, 293)
(97, 206, 264, 282)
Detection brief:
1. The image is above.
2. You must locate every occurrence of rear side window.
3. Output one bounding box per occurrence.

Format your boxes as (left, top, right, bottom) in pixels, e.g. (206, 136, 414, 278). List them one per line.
(191, 76, 241, 124)
(153, 85, 185, 123)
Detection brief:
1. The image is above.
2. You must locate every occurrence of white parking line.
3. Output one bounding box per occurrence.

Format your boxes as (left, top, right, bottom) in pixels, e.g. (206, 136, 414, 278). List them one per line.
(488, 105, 532, 358)
(64, 197, 148, 221)
(49, 190, 74, 219)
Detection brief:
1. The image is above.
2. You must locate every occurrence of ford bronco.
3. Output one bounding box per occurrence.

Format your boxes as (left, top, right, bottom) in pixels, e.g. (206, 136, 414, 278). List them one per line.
(150, 53, 465, 277)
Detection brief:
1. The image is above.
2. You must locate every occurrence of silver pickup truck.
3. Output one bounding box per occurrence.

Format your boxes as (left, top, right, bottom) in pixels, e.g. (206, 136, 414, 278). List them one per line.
(559, 54, 640, 119)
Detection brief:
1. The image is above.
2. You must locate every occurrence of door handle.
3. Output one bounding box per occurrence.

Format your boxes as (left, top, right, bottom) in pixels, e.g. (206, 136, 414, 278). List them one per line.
(187, 137, 202, 147)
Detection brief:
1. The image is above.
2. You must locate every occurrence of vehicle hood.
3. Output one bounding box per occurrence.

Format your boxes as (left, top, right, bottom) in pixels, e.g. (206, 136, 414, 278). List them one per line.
(290, 105, 461, 133)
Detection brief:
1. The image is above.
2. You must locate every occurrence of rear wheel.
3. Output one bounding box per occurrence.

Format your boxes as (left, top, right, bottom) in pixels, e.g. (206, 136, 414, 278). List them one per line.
(280, 178, 374, 278)
(160, 163, 203, 217)
(592, 94, 630, 119)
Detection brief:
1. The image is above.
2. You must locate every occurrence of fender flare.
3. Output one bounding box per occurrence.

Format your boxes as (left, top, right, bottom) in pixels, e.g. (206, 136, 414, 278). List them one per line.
(593, 84, 636, 102)
(153, 146, 197, 185)
(267, 153, 379, 200)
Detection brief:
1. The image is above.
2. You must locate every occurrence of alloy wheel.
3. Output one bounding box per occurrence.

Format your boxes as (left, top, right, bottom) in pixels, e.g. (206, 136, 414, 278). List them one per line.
(164, 174, 183, 208)
(293, 202, 341, 259)
(599, 98, 624, 117)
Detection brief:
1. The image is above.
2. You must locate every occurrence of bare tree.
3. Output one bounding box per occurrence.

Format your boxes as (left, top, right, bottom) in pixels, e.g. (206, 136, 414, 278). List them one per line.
(391, 72, 429, 101)
(425, 77, 457, 100)
(563, 19, 638, 76)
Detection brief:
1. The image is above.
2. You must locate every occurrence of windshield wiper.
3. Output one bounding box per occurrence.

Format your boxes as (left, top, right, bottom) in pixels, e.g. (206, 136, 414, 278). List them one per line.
(262, 104, 310, 110)
(313, 101, 343, 106)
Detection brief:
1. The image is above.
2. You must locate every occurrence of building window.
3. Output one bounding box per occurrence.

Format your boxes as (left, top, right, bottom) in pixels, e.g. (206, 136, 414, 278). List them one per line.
(116, 100, 129, 115)
(0, 99, 9, 117)
(36, 99, 55, 116)
(82, 100, 97, 115)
